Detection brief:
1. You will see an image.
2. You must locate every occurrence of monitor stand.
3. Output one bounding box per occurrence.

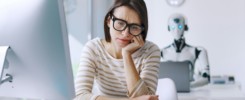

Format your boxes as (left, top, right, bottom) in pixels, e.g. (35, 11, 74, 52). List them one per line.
(0, 46, 13, 85)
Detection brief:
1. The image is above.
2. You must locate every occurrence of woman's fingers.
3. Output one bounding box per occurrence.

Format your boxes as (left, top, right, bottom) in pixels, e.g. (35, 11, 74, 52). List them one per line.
(134, 35, 144, 47)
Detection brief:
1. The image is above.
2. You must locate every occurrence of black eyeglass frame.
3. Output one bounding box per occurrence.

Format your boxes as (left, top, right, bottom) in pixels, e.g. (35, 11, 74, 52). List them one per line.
(110, 14, 144, 36)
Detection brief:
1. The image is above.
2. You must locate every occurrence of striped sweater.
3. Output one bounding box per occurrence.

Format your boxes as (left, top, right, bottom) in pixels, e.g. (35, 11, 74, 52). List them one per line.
(74, 38, 161, 100)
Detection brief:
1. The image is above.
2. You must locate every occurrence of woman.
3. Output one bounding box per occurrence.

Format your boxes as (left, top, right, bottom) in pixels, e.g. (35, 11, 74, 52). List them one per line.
(74, 0, 160, 100)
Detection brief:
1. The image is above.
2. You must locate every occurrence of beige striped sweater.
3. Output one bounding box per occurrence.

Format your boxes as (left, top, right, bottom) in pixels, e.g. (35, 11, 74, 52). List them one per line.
(74, 38, 161, 100)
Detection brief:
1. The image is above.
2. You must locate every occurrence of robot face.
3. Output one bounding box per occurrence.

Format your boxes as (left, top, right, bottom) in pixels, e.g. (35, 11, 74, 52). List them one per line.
(168, 14, 186, 40)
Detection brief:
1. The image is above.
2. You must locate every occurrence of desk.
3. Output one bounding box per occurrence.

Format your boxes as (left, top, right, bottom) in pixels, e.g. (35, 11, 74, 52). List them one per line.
(178, 84, 245, 100)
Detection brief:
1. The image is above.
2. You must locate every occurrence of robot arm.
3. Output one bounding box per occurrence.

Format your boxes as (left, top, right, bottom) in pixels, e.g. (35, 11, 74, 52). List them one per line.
(191, 47, 210, 88)
(191, 77, 209, 88)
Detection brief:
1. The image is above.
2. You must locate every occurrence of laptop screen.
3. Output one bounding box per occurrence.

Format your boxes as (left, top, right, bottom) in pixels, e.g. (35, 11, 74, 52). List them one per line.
(158, 61, 190, 92)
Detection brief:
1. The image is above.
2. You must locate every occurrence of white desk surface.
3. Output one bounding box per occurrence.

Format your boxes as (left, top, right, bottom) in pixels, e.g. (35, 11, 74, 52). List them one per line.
(1, 84, 245, 100)
(178, 83, 245, 100)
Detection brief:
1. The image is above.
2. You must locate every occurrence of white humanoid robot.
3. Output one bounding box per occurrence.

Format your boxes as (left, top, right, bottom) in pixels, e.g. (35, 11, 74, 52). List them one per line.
(161, 14, 210, 88)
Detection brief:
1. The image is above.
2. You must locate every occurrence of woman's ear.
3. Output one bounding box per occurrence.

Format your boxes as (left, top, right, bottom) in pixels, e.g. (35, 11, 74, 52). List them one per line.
(107, 16, 111, 28)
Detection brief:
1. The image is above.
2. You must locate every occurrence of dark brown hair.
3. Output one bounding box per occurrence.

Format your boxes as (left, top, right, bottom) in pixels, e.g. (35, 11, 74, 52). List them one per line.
(104, 0, 148, 42)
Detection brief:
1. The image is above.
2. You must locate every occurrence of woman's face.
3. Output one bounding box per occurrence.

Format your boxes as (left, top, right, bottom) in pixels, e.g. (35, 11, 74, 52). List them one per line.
(107, 6, 141, 48)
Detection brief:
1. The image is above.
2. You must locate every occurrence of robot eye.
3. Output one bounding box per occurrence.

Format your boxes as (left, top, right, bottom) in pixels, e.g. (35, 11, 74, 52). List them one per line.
(171, 26, 175, 30)
(178, 25, 183, 30)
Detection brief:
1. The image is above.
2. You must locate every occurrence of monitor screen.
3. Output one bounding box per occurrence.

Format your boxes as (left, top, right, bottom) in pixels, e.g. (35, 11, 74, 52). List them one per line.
(0, 0, 75, 100)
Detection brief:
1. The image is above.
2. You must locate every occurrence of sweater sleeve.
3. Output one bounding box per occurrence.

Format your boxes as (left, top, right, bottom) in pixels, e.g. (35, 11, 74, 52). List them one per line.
(127, 44, 161, 98)
(74, 41, 99, 100)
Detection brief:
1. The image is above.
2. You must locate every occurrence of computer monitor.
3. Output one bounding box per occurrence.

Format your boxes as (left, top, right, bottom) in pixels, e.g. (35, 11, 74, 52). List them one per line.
(0, 0, 75, 100)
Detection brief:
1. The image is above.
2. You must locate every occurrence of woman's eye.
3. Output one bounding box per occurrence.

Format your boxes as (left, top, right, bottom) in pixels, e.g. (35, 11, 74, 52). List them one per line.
(131, 26, 139, 30)
(117, 21, 125, 26)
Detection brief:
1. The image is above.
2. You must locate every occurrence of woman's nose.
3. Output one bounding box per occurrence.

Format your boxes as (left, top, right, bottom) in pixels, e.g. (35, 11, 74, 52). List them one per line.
(121, 27, 131, 37)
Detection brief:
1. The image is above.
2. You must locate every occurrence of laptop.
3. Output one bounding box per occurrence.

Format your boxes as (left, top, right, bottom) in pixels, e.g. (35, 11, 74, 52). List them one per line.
(158, 61, 191, 92)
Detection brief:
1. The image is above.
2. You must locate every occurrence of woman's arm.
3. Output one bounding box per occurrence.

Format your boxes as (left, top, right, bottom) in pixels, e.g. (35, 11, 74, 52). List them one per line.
(96, 95, 158, 100)
(123, 44, 161, 97)
(121, 36, 144, 96)
(74, 41, 99, 100)
(96, 96, 128, 100)
(122, 36, 161, 98)
(123, 51, 140, 94)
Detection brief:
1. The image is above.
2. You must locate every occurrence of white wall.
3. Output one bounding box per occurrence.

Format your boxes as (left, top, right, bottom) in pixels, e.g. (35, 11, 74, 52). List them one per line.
(64, 0, 112, 75)
(91, 0, 113, 38)
(145, 0, 245, 94)
(64, 0, 89, 70)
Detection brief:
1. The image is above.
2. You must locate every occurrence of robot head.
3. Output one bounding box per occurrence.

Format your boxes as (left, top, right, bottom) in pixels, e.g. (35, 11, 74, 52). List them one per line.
(168, 14, 188, 40)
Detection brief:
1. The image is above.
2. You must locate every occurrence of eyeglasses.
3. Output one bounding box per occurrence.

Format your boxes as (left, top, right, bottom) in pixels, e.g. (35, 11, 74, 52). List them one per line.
(110, 14, 144, 36)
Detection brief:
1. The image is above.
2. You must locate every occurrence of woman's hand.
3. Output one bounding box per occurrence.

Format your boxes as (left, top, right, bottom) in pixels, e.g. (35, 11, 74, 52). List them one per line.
(122, 35, 144, 55)
(131, 95, 159, 100)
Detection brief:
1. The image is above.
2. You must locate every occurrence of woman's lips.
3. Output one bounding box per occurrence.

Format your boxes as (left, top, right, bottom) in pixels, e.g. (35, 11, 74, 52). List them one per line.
(117, 38, 130, 44)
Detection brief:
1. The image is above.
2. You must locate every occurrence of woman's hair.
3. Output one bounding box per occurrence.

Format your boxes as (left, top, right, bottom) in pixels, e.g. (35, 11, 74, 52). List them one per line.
(104, 0, 148, 42)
